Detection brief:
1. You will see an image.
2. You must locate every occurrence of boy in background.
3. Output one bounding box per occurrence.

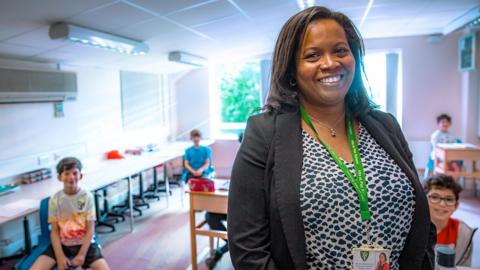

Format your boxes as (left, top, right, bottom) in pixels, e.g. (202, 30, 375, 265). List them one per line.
(31, 157, 110, 270)
(430, 114, 461, 172)
(183, 129, 214, 181)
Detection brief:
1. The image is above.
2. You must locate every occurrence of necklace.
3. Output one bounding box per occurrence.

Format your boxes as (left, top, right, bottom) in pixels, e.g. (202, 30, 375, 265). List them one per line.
(308, 112, 345, 138)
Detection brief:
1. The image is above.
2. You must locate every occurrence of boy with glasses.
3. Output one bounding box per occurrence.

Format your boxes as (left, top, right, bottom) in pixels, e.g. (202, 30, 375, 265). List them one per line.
(424, 174, 476, 266)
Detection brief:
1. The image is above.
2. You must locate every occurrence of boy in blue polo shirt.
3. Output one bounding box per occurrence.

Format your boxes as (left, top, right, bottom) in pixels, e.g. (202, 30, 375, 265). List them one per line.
(183, 129, 214, 181)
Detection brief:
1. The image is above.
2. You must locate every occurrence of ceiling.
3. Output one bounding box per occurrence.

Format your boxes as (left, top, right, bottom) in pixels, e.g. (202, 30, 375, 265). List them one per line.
(0, 0, 478, 73)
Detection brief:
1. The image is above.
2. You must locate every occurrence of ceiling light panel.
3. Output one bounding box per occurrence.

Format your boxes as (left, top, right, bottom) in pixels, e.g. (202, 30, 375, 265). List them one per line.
(49, 22, 149, 55)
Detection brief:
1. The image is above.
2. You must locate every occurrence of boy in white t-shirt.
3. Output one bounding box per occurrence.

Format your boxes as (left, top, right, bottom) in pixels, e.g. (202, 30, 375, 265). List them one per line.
(430, 114, 461, 172)
(31, 157, 110, 270)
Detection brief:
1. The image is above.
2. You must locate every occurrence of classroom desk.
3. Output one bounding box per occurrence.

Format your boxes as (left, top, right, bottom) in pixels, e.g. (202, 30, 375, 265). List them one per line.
(434, 143, 480, 195)
(0, 140, 212, 257)
(188, 180, 228, 270)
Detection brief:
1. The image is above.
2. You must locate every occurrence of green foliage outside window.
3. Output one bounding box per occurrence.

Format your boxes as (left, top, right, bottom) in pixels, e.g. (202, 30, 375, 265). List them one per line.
(218, 62, 261, 123)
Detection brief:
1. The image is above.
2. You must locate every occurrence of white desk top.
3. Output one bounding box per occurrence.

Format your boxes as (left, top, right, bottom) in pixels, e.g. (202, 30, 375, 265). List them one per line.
(437, 143, 480, 150)
(0, 140, 213, 225)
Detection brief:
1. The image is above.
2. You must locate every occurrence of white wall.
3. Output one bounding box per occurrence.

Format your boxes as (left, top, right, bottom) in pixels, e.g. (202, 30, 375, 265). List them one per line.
(0, 60, 171, 180)
(365, 32, 474, 168)
(171, 67, 211, 140)
(366, 33, 463, 141)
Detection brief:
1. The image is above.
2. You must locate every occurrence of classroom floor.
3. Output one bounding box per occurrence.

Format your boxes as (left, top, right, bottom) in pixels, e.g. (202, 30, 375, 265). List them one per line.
(98, 186, 233, 270)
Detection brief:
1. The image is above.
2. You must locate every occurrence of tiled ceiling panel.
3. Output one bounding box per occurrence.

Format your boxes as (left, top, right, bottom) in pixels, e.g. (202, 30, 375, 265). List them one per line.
(4, 26, 66, 50)
(126, 0, 214, 16)
(236, 0, 297, 22)
(0, 0, 114, 40)
(0, 42, 46, 59)
(69, 2, 155, 32)
(426, 0, 479, 13)
(111, 17, 186, 41)
(146, 29, 210, 55)
(29, 49, 77, 63)
(194, 14, 255, 38)
(166, 0, 239, 27)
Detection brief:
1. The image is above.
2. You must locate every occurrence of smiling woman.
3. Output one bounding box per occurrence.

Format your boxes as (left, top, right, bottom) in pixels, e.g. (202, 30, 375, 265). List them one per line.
(296, 19, 356, 109)
(228, 5, 435, 270)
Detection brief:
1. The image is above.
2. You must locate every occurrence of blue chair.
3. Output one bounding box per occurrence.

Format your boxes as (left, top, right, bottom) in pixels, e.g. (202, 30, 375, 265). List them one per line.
(14, 197, 101, 270)
(14, 197, 52, 270)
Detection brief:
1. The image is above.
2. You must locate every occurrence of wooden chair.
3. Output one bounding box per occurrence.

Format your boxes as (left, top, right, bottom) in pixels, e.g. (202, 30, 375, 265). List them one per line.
(188, 190, 228, 270)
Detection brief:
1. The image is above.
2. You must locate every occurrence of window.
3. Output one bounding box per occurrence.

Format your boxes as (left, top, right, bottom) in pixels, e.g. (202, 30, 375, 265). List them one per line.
(364, 53, 387, 110)
(212, 61, 262, 136)
(364, 51, 402, 124)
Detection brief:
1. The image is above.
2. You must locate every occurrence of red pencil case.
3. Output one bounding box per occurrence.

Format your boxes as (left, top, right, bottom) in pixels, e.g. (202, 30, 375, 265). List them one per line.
(188, 178, 215, 192)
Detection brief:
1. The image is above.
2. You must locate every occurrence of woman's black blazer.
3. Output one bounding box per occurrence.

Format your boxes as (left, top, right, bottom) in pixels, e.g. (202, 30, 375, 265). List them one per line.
(227, 109, 435, 270)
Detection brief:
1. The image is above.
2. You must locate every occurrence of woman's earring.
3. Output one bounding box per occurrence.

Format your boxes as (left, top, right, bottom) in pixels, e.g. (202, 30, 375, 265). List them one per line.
(289, 78, 297, 87)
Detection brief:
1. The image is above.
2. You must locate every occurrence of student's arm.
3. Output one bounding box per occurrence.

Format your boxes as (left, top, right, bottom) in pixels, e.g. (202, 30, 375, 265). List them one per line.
(197, 147, 212, 174)
(197, 158, 210, 173)
(51, 223, 70, 270)
(70, 220, 94, 267)
(184, 160, 201, 176)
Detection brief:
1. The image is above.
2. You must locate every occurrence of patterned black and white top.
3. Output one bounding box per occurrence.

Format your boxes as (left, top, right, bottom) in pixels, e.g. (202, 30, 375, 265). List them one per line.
(300, 124, 415, 270)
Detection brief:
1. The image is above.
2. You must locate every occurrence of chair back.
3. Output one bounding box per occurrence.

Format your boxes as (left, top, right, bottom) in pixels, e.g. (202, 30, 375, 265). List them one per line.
(39, 197, 51, 244)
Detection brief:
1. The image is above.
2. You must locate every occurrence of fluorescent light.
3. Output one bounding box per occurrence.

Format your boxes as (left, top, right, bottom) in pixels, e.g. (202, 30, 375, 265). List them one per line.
(168, 51, 207, 67)
(49, 22, 149, 55)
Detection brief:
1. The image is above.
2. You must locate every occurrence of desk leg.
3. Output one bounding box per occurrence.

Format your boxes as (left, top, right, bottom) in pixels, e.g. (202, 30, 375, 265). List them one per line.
(189, 196, 197, 270)
(181, 180, 185, 208)
(127, 176, 134, 232)
(473, 161, 478, 197)
(153, 166, 158, 195)
(164, 162, 170, 207)
(23, 216, 31, 254)
(442, 151, 447, 174)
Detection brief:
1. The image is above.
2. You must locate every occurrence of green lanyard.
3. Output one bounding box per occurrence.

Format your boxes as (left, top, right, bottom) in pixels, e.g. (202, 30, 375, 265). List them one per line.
(300, 106, 371, 221)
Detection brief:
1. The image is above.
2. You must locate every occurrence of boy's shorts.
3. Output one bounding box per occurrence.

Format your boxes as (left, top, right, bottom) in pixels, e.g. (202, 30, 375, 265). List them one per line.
(43, 242, 104, 268)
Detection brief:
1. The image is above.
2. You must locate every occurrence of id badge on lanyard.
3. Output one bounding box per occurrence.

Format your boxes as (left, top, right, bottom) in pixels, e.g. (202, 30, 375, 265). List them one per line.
(300, 106, 391, 269)
(352, 244, 391, 270)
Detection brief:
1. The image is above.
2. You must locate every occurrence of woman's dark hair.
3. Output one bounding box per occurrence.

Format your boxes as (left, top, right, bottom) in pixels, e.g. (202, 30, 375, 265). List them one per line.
(264, 6, 375, 115)
(424, 173, 462, 201)
(437, 113, 452, 124)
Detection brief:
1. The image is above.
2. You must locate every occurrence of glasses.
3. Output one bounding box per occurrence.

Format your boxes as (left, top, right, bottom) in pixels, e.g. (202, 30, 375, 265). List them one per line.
(428, 194, 457, 206)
